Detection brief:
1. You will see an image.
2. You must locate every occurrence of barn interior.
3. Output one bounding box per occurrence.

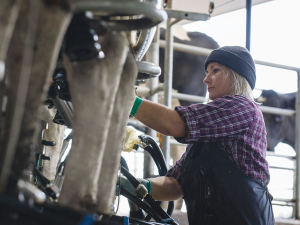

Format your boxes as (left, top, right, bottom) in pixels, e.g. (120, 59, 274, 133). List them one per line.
(0, 0, 299, 225)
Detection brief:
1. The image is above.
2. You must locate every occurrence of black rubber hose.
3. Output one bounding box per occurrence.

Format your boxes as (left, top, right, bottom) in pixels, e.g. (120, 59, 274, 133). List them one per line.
(139, 135, 174, 217)
(96, 215, 166, 225)
(120, 166, 164, 218)
(33, 168, 51, 186)
(33, 168, 58, 199)
(141, 135, 168, 176)
(0, 195, 82, 225)
(120, 166, 140, 188)
(120, 136, 174, 220)
(143, 195, 177, 225)
(120, 156, 144, 219)
(120, 164, 176, 223)
(120, 156, 129, 171)
(120, 189, 163, 222)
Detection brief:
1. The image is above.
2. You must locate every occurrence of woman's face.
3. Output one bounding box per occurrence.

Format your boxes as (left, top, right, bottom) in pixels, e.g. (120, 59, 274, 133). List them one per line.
(203, 62, 232, 100)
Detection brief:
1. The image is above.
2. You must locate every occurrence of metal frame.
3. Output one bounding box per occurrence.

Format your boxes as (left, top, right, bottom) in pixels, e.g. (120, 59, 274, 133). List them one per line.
(159, 1, 211, 170)
(144, 26, 160, 178)
(74, 0, 168, 32)
(52, 97, 73, 128)
(246, 0, 252, 51)
(136, 61, 161, 80)
(164, 9, 210, 21)
(75, 0, 167, 24)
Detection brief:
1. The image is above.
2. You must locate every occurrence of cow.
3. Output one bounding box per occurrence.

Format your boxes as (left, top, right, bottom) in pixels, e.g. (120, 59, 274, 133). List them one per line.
(0, 0, 73, 197)
(58, 32, 137, 214)
(0, 0, 161, 218)
(159, 27, 220, 106)
(257, 89, 296, 152)
(0, 0, 22, 143)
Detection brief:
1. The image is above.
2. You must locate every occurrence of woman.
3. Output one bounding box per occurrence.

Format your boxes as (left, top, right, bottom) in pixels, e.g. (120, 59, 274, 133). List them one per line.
(121, 46, 274, 225)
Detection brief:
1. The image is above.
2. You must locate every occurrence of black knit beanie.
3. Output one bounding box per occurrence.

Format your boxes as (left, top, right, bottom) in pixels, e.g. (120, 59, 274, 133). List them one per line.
(204, 46, 256, 90)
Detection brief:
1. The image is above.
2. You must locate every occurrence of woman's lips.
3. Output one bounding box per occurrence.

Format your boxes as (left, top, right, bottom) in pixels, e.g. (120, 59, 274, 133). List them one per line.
(208, 87, 214, 91)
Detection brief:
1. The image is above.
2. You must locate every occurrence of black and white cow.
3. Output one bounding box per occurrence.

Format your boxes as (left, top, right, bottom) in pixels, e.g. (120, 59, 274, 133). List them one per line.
(159, 27, 219, 106)
(257, 89, 296, 152)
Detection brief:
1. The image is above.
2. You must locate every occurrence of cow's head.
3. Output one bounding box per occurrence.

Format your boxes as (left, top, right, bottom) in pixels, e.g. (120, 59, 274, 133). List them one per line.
(257, 90, 296, 151)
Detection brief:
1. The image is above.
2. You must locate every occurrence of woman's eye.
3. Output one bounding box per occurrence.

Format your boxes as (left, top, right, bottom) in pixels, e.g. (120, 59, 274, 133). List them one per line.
(214, 69, 219, 73)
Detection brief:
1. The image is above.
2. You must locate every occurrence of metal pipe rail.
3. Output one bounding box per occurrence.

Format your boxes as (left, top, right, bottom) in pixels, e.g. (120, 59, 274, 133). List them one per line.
(52, 97, 73, 128)
(135, 86, 297, 116)
(170, 139, 296, 160)
(171, 92, 206, 103)
(159, 40, 300, 72)
(260, 105, 295, 116)
(272, 201, 295, 207)
(266, 151, 296, 160)
(270, 166, 295, 171)
(273, 198, 295, 203)
(169, 139, 296, 159)
(160, 40, 213, 56)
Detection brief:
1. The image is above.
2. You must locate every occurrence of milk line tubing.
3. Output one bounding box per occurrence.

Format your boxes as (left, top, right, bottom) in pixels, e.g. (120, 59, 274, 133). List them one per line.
(119, 134, 175, 222)
(120, 165, 177, 225)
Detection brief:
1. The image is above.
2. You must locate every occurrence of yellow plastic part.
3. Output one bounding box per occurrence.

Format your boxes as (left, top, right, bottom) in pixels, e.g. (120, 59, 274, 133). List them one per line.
(122, 127, 141, 152)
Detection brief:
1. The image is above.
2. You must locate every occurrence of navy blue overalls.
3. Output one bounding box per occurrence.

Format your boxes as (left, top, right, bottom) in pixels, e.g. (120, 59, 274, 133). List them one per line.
(181, 141, 274, 225)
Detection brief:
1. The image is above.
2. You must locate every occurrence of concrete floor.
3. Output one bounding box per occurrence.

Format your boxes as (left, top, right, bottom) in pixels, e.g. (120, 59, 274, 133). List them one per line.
(171, 210, 188, 225)
(171, 210, 300, 225)
(275, 219, 300, 225)
(117, 206, 300, 225)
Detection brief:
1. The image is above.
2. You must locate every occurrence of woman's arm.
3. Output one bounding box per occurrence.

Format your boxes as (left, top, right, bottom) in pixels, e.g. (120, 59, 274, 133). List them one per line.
(134, 99, 186, 137)
(148, 176, 183, 201)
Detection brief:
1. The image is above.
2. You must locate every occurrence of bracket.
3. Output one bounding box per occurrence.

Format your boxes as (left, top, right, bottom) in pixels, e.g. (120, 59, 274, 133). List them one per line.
(164, 9, 210, 21)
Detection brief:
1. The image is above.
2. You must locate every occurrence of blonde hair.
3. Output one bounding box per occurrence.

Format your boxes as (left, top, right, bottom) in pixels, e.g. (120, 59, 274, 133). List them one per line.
(206, 65, 254, 102)
(222, 65, 254, 101)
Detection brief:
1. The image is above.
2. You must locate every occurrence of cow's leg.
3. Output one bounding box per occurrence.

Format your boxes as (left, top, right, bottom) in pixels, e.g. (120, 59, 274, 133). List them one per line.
(11, 0, 72, 182)
(0, 0, 21, 164)
(39, 105, 66, 181)
(0, 0, 72, 194)
(0, 0, 21, 56)
(97, 53, 137, 215)
(0, 1, 21, 111)
(59, 32, 129, 213)
(0, 1, 39, 192)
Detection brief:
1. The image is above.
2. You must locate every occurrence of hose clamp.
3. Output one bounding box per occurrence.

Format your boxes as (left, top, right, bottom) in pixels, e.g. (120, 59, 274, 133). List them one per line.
(136, 184, 148, 199)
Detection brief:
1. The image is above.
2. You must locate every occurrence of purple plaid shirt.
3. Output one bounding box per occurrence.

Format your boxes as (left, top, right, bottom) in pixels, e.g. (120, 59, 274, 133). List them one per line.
(166, 95, 270, 185)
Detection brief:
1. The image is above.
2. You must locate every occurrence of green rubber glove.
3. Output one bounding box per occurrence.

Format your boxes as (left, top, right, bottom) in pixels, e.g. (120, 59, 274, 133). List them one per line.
(116, 176, 152, 197)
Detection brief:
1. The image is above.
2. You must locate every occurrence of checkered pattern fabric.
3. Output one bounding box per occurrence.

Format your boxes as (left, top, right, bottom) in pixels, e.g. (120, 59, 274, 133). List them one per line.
(166, 95, 270, 185)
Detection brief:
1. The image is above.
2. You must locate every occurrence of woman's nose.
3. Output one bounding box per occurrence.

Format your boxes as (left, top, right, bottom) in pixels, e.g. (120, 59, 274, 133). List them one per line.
(203, 74, 210, 84)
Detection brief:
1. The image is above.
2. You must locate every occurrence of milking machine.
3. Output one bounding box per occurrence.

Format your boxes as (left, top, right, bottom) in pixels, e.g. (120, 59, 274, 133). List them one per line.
(119, 134, 176, 224)
(0, 0, 169, 224)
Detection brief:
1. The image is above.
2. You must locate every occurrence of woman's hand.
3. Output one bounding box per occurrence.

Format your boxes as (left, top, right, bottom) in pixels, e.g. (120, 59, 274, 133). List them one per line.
(116, 176, 183, 202)
(116, 176, 151, 197)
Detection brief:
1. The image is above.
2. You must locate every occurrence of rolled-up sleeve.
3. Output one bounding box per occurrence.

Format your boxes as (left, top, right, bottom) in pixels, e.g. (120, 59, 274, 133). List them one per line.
(174, 95, 255, 144)
(166, 152, 186, 186)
